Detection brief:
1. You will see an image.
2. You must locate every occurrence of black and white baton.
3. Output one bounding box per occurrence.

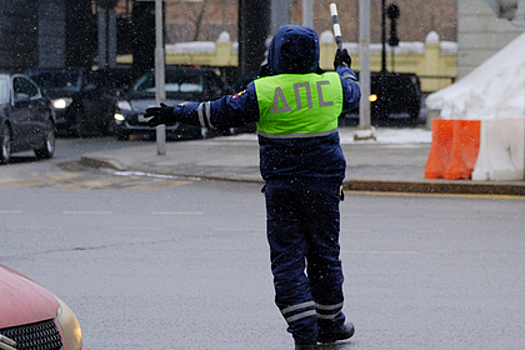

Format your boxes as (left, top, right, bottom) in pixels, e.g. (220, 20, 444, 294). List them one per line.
(0, 335, 17, 350)
(330, 3, 343, 51)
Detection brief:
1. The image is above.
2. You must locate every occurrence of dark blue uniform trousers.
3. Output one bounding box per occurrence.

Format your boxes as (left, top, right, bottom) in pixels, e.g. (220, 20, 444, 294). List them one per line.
(264, 179, 346, 344)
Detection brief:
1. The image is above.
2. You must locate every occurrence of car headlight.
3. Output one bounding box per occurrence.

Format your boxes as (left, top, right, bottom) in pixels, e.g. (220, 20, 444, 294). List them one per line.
(55, 297, 83, 350)
(116, 100, 132, 111)
(114, 113, 125, 121)
(52, 98, 73, 110)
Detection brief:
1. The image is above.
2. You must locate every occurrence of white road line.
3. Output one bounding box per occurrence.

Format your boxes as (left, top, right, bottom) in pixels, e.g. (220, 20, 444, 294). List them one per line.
(213, 228, 265, 231)
(63, 211, 112, 215)
(343, 250, 421, 255)
(113, 227, 165, 231)
(342, 214, 388, 218)
(152, 211, 204, 215)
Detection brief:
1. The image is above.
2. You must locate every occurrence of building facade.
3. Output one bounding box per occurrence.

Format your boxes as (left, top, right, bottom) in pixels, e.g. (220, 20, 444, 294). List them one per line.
(457, 0, 524, 78)
(0, 0, 95, 72)
(0, 0, 40, 71)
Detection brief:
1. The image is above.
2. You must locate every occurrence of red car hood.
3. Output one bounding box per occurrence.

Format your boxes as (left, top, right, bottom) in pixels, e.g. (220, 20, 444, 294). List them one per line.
(0, 265, 59, 328)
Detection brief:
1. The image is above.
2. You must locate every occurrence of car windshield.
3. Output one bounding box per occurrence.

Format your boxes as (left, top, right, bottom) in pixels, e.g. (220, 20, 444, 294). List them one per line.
(28, 71, 82, 92)
(0, 77, 8, 103)
(132, 71, 203, 95)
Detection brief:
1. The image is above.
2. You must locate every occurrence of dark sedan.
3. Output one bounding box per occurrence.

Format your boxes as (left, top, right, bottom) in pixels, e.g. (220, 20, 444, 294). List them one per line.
(0, 73, 55, 164)
(114, 67, 233, 141)
(26, 67, 132, 137)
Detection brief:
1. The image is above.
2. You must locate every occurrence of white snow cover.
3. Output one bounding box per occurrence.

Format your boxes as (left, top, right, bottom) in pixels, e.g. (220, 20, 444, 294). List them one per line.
(320, 30, 456, 55)
(166, 42, 217, 53)
(426, 30, 525, 120)
(169, 31, 456, 57)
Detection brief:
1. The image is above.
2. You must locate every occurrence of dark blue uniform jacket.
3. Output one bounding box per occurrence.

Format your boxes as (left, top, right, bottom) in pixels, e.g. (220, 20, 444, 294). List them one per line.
(173, 25, 361, 181)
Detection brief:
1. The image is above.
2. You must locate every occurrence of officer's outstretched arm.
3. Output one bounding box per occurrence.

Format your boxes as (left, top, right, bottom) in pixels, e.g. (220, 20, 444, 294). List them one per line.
(145, 83, 260, 130)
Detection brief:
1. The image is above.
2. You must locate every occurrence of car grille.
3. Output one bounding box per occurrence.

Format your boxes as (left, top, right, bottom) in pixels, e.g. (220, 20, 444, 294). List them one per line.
(0, 319, 62, 350)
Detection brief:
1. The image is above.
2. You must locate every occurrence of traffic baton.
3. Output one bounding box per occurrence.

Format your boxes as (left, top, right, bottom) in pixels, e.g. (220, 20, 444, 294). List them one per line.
(0, 335, 17, 350)
(330, 3, 343, 51)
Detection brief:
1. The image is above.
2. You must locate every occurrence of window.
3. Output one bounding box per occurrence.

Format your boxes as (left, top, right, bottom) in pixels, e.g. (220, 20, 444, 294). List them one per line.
(0, 77, 8, 103)
(14, 77, 40, 99)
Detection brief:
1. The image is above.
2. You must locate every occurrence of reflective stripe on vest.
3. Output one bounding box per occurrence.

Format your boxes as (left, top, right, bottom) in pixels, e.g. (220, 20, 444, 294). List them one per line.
(254, 72, 343, 138)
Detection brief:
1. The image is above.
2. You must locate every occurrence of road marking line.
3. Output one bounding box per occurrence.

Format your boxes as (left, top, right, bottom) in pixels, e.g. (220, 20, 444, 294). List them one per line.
(0, 210, 22, 214)
(0, 179, 40, 187)
(60, 180, 112, 189)
(214, 228, 265, 231)
(113, 227, 165, 231)
(152, 211, 203, 215)
(63, 211, 112, 215)
(46, 172, 79, 181)
(132, 180, 192, 190)
(343, 250, 421, 255)
(342, 214, 388, 218)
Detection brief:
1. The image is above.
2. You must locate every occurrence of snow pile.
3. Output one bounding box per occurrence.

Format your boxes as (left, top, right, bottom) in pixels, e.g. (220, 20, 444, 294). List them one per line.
(426, 31, 525, 120)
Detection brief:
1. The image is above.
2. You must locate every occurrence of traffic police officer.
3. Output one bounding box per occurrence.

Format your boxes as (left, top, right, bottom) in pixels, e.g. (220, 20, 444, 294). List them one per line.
(145, 25, 361, 350)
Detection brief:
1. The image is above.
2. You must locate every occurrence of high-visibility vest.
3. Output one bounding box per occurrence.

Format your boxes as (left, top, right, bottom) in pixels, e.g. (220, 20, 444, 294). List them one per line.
(254, 72, 343, 138)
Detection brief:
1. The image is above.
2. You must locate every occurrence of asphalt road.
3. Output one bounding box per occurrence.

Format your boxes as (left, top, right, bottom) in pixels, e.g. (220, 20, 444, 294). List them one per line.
(1, 166, 524, 350)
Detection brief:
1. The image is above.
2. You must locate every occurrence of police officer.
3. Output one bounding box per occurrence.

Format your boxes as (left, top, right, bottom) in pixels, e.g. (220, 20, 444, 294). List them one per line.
(145, 25, 361, 350)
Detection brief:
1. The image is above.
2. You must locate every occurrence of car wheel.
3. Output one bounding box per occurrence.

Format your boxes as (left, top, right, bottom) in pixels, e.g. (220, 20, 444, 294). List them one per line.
(34, 122, 56, 159)
(0, 124, 11, 164)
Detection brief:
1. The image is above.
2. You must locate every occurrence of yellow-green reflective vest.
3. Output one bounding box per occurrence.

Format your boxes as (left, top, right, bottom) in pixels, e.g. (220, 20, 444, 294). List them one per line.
(254, 72, 343, 138)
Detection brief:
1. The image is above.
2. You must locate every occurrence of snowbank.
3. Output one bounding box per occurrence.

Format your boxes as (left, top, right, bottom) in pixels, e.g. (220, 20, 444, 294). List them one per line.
(426, 30, 525, 120)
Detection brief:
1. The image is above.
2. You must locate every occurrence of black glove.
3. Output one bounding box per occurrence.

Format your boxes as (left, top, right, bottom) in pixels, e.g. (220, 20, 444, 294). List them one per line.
(334, 48, 352, 69)
(144, 103, 176, 127)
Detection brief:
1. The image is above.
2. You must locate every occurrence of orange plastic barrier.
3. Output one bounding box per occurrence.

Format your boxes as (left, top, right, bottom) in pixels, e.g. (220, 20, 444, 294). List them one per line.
(424, 119, 455, 179)
(425, 119, 481, 180)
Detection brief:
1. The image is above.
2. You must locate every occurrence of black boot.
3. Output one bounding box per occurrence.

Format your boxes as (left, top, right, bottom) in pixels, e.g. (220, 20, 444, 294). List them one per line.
(317, 322, 355, 344)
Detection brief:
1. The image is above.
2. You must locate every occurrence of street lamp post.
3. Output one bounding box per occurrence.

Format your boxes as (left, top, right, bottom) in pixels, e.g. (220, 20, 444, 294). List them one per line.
(303, 0, 314, 27)
(155, 0, 166, 156)
(356, 0, 374, 140)
(381, 0, 387, 72)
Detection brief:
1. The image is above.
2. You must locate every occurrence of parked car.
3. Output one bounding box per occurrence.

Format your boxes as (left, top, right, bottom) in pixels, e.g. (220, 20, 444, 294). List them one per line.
(342, 72, 422, 125)
(0, 264, 88, 350)
(0, 73, 55, 164)
(114, 67, 234, 141)
(26, 67, 133, 137)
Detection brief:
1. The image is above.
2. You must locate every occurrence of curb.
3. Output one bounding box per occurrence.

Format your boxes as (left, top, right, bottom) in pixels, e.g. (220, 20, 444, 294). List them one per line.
(80, 155, 525, 197)
(344, 180, 525, 196)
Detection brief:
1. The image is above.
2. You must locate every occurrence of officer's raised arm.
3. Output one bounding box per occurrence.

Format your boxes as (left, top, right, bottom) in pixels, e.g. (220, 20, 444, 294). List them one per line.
(333, 48, 361, 113)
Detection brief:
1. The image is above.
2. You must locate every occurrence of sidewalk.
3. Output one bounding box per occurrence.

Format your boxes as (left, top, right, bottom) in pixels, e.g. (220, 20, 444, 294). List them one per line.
(80, 127, 525, 196)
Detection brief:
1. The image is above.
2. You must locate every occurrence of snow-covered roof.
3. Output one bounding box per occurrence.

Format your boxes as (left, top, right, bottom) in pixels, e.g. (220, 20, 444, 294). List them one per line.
(166, 42, 217, 53)
(167, 30, 458, 56)
(426, 30, 525, 120)
(320, 30, 457, 55)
